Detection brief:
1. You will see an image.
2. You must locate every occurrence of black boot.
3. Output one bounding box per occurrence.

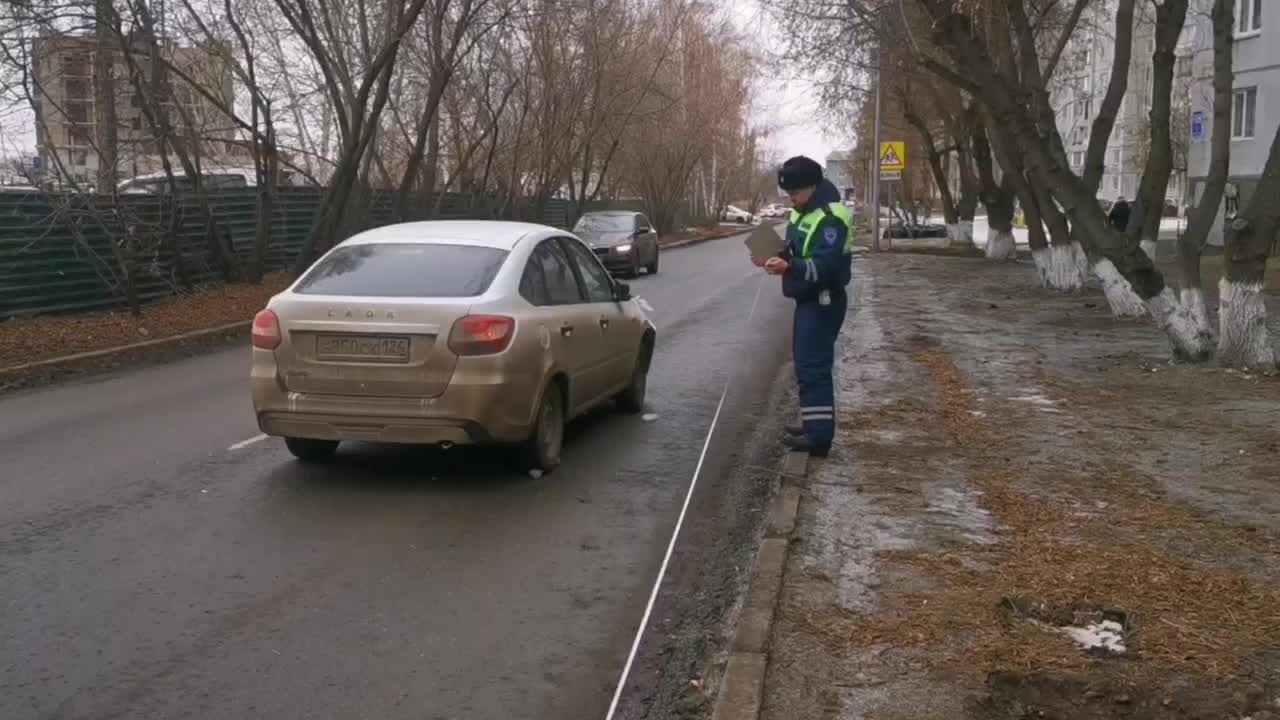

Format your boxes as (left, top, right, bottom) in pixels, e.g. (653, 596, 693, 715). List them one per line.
(782, 433, 830, 458)
(784, 424, 804, 437)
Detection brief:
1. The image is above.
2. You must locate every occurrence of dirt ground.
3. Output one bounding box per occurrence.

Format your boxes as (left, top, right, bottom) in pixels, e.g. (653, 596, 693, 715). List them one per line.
(763, 253, 1280, 720)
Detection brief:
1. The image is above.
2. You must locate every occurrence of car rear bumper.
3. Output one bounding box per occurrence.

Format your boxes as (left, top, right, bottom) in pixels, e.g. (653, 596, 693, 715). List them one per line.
(251, 355, 541, 445)
(257, 411, 491, 445)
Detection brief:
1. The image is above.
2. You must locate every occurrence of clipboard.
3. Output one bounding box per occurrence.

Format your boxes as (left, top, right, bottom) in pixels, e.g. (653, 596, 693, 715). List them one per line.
(744, 223, 784, 262)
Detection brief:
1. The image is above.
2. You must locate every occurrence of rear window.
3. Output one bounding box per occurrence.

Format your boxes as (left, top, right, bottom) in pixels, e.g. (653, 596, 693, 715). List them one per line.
(294, 243, 508, 297)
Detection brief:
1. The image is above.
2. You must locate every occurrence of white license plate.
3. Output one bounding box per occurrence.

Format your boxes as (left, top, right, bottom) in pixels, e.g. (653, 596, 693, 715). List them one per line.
(316, 335, 411, 363)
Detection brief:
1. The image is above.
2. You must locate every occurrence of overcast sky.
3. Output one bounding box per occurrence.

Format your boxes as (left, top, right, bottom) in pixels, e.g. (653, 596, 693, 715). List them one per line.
(731, 0, 845, 164)
(1, 0, 848, 166)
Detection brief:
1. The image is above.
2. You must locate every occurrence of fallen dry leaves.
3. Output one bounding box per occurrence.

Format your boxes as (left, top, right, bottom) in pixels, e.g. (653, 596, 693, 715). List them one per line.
(0, 272, 291, 369)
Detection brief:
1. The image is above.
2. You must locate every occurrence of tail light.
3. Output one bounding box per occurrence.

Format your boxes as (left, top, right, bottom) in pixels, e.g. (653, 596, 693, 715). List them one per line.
(448, 315, 515, 356)
(252, 309, 282, 350)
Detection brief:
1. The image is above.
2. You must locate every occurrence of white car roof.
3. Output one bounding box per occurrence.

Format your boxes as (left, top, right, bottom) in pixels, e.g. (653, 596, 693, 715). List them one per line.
(339, 220, 561, 250)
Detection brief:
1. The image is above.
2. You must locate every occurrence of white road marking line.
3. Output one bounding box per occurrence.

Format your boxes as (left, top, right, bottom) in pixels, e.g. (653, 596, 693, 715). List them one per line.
(604, 275, 766, 720)
(227, 433, 268, 451)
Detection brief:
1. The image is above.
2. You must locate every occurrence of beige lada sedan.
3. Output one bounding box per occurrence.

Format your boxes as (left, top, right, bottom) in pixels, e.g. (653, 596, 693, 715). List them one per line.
(251, 221, 656, 471)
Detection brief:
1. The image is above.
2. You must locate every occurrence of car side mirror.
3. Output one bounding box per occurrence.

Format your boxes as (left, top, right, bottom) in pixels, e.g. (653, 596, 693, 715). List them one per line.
(613, 281, 631, 302)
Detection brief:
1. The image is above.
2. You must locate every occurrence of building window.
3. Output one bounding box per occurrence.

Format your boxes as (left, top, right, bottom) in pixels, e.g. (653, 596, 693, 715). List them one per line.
(70, 150, 89, 167)
(1109, 148, 1121, 165)
(1236, 0, 1261, 34)
(1232, 87, 1257, 138)
(1111, 175, 1121, 191)
(1176, 55, 1192, 77)
(1071, 151, 1085, 168)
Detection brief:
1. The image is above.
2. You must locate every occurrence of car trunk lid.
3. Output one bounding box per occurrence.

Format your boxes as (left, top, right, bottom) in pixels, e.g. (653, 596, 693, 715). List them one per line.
(271, 295, 466, 399)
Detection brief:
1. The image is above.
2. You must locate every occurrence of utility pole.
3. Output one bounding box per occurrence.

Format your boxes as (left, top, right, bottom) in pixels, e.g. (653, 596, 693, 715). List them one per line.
(869, 45, 883, 251)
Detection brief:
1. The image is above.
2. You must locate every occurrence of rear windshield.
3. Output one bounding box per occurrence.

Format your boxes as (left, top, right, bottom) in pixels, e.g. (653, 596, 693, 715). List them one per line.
(294, 243, 508, 297)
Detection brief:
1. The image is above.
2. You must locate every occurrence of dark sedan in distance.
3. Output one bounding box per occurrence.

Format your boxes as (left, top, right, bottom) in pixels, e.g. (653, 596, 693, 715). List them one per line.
(573, 211, 659, 278)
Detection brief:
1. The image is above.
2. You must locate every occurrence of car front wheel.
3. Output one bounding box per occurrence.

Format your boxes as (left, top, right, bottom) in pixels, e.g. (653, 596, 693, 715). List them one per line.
(646, 248, 659, 275)
(520, 383, 564, 472)
(284, 437, 339, 462)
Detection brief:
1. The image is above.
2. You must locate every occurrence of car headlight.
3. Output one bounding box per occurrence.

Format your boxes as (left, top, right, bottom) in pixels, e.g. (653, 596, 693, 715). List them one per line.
(614, 244, 632, 253)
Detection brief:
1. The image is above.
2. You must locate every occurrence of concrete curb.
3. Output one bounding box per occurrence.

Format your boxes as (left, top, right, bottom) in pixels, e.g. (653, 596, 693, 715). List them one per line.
(710, 450, 808, 720)
(0, 320, 250, 376)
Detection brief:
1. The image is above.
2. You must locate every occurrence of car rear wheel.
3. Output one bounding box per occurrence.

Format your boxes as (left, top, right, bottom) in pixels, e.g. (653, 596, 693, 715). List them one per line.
(284, 437, 339, 462)
(520, 383, 564, 472)
(617, 343, 651, 414)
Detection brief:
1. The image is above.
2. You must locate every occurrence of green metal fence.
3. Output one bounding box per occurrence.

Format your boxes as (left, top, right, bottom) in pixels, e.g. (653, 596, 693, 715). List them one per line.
(0, 188, 569, 318)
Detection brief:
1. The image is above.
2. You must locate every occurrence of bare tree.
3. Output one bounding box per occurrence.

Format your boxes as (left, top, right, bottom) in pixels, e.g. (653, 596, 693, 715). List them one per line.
(1176, 0, 1233, 348)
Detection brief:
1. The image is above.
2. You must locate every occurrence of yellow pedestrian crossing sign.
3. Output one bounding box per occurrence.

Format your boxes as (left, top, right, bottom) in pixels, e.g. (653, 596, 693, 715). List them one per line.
(879, 142, 906, 172)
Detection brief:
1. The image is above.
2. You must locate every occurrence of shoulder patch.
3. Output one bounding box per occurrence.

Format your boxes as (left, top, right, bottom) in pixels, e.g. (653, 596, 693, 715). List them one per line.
(823, 226, 840, 245)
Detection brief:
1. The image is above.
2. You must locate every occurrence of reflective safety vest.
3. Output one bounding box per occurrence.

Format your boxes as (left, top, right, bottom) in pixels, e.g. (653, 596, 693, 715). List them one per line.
(788, 203, 856, 258)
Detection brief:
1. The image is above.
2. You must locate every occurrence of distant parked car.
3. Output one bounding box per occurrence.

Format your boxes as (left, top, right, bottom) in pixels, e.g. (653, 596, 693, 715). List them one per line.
(722, 205, 754, 223)
(118, 165, 314, 194)
(572, 211, 660, 278)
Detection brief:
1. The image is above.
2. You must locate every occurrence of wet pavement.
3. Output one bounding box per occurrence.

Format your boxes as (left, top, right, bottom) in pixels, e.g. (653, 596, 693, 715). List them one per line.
(0, 232, 796, 720)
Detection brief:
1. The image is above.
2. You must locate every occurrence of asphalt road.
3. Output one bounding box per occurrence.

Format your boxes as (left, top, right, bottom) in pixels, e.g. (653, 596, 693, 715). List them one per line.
(0, 230, 796, 720)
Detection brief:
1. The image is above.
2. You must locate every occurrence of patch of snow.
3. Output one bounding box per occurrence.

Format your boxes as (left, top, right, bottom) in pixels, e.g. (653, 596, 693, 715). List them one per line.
(635, 297, 655, 313)
(1010, 393, 1057, 407)
(1062, 620, 1127, 654)
(642, 413, 659, 422)
(528, 469, 544, 479)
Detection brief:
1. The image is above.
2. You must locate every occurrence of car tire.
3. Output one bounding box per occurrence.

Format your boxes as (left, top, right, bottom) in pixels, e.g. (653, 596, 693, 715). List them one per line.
(626, 253, 641, 279)
(284, 437, 339, 462)
(520, 383, 564, 473)
(616, 342, 651, 414)
(646, 248, 659, 275)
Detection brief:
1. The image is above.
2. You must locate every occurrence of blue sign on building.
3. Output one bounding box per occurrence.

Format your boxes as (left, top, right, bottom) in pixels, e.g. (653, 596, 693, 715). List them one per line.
(1191, 111, 1206, 142)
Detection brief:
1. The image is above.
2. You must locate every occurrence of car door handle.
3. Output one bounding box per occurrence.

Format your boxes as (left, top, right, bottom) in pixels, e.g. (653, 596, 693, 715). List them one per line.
(560, 323, 574, 337)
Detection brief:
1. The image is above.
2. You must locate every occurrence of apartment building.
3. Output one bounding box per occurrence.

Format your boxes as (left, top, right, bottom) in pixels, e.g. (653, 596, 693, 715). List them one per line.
(1185, 0, 1269, 246)
(1050, 1, 1196, 208)
(825, 150, 855, 200)
(30, 31, 242, 189)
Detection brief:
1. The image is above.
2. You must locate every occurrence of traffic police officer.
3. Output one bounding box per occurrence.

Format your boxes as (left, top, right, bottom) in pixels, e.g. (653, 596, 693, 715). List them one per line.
(763, 156, 854, 456)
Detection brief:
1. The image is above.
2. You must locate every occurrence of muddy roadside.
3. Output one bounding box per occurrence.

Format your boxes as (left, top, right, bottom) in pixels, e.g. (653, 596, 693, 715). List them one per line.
(764, 253, 1280, 719)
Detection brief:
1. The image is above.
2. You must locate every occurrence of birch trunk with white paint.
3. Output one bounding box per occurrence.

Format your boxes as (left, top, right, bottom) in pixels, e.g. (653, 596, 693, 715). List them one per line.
(1092, 259, 1147, 317)
(1041, 242, 1090, 291)
(1140, 237, 1158, 262)
(985, 229, 1016, 261)
(947, 220, 974, 248)
(1145, 287, 1216, 360)
(1217, 280, 1275, 368)
(1179, 286, 1213, 343)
